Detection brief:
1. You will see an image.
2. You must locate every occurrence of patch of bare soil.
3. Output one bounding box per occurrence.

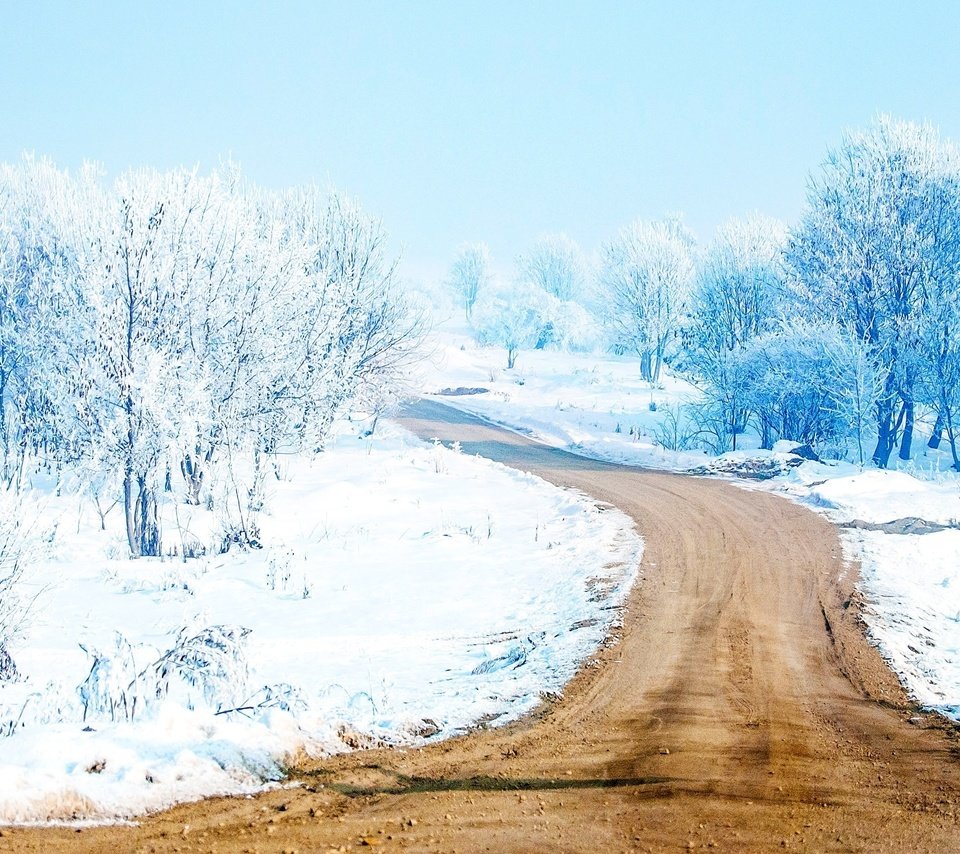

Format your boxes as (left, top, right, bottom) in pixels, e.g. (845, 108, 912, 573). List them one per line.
(10, 400, 960, 853)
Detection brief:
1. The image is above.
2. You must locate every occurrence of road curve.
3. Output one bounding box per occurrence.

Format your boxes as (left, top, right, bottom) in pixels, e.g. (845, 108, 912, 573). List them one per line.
(12, 400, 960, 853)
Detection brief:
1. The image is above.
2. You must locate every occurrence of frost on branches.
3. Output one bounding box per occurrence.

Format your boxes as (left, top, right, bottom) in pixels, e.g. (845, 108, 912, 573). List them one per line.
(439, 117, 960, 468)
(0, 157, 424, 557)
(787, 117, 960, 468)
(599, 217, 694, 384)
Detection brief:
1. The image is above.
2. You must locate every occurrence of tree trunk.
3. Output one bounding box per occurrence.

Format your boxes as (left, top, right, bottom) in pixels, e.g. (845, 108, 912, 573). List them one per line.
(125, 469, 161, 557)
(948, 428, 960, 472)
(640, 351, 652, 383)
(181, 452, 204, 505)
(760, 416, 772, 451)
(123, 466, 137, 556)
(871, 369, 900, 468)
(134, 476, 160, 557)
(871, 401, 896, 468)
(928, 414, 944, 449)
(651, 349, 663, 385)
(945, 409, 960, 472)
(898, 396, 914, 461)
(0, 372, 9, 484)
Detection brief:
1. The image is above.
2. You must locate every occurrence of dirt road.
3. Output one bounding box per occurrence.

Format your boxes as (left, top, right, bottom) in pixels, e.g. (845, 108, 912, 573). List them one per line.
(11, 401, 960, 852)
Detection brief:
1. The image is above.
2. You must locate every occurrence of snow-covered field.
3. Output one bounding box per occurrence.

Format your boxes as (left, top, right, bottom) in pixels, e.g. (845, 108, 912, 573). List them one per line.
(0, 422, 641, 823)
(4, 317, 958, 827)
(418, 325, 960, 723)
(420, 329, 711, 471)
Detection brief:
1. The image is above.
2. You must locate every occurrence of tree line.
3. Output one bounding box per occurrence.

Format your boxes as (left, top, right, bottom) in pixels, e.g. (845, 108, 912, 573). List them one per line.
(446, 117, 960, 470)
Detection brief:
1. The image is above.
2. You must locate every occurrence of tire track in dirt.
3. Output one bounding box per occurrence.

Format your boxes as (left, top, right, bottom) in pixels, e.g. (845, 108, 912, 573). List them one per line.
(9, 400, 960, 852)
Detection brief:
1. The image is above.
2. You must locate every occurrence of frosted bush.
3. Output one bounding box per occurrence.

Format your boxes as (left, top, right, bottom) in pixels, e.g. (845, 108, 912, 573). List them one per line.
(78, 623, 252, 721)
(0, 490, 46, 681)
(152, 624, 251, 711)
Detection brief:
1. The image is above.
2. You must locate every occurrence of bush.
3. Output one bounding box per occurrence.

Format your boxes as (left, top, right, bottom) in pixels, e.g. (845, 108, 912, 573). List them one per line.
(0, 490, 43, 681)
(653, 405, 699, 451)
(78, 623, 252, 721)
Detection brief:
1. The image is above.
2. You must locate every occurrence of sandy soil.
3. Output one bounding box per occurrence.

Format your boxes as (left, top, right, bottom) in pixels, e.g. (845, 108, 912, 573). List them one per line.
(8, 400, 960, 853)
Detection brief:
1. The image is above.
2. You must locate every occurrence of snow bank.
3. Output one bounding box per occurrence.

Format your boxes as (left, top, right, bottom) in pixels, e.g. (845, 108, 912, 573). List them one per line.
(849, 528, 960, 719)
(796, 468, 960, 525)
(0, 421, 642, 823)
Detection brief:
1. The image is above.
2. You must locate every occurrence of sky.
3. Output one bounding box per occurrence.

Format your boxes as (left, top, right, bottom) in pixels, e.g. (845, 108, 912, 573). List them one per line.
(3, 1, 960, 282)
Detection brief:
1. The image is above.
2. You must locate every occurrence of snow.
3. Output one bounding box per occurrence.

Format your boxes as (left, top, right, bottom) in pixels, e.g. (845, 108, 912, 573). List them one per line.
(795, 469, 960, 525)
(417, 327, 711, 470)
(0, 421, 642, 823)
(5, 313, 959, 826)
(416, 324, 960, 724)
(850, 528, 960, 719)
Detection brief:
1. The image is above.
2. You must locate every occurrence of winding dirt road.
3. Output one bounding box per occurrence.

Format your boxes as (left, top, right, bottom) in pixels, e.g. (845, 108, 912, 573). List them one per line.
(11, 401, 960, 852)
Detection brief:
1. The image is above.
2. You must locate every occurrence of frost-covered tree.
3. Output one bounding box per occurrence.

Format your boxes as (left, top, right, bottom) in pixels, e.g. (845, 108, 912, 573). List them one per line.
(269, 189, 425, 449)
(0, 489, 39, 680)
(516, 233, 587, 303)
(823, 329, 889, 467)
(682, 215, 786, 450)
(61, 167, 218, 557)
(549, 299, 603, 353)
(0, 157, 89, 483)
(687, 215, 785, 355)
(917, 281, 960, 470)
(0, 159, 424, 557)
(172, 187, 424, 531)
(740, 322, 873, 452)
(786, 117, 960, 467)
(599, 218, 694, 383)
(447, 242, 491, 320)
(472, 282, 557, 369)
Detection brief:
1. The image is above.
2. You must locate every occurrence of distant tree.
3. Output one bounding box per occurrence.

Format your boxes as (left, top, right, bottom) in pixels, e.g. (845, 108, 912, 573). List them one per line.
(786, 116, 960, 467)
(549, 299, 603, 353)
(516, 233, 586, 302)
(599, 218, 694, 383)
(682, 215, 786, 450)
(472, 282, 557, 369)
(447, 242, 491, 320)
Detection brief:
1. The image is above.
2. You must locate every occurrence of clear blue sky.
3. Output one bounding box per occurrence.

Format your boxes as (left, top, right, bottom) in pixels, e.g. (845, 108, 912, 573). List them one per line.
(2, 1, 959, 281)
